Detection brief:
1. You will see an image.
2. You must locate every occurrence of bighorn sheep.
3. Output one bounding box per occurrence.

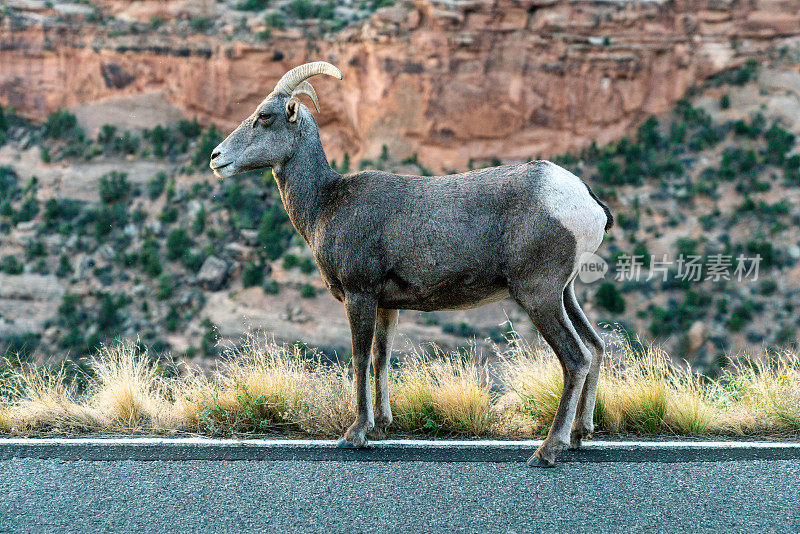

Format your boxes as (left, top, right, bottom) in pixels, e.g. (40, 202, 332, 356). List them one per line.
(210, 62, 613, 467)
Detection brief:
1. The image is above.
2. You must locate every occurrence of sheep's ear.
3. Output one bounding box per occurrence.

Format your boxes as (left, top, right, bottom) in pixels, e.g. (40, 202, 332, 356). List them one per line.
(285, 98, 301, 123)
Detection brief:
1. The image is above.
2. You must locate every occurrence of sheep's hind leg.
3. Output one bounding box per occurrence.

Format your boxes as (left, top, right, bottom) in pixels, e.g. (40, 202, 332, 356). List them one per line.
(368, 308, 398, 440)
(563, 280, 604, 449)
(338, 293, 377, 448)
(514, 290, 593, 467)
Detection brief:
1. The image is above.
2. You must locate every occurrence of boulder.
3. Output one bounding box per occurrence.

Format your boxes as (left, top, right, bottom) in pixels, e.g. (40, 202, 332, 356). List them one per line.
(197, 256, 228, 290)
(224, 242, 250, 261)
(240, 229, 260, 247)
(688, 321, 707, 353)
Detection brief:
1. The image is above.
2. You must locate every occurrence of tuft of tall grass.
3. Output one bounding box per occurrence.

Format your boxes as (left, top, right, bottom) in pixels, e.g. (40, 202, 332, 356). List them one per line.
(0, 359, 99, 434)
(391, 347, 492, 436)
(88, 343, 173, 431)
(501, 336, 563, 434)
(175, 338, 313, 434)
(719, 352, 800, 434)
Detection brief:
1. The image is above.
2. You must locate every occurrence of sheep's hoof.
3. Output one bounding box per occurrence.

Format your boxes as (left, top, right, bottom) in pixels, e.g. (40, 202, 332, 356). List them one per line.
(367, 422, 390, 440)
(336, 437, 366, 449)
(526, 454, 555, 468)
(569, 423, 594, 450)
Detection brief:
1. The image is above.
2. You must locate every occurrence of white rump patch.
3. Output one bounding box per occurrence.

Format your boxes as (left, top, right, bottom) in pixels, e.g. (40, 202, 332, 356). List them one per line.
(538, 161, 607, 269)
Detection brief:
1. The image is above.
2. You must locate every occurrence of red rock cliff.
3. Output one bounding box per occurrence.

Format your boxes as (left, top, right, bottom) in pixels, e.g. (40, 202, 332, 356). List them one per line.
(1, 0, 798, 169)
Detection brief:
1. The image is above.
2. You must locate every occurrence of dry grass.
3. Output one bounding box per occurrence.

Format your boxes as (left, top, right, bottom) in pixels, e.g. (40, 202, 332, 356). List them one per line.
(392, 346, 492, 436)
(0, 332, 798, 439)
(717, 355, 800, 434)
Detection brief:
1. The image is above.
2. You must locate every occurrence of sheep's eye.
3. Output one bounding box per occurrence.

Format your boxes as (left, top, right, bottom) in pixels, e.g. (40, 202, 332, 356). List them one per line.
(258, 112, 273, 121)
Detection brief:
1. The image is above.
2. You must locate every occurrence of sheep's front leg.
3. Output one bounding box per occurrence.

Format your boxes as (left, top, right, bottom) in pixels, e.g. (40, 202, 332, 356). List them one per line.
(337, 293, 377, 448)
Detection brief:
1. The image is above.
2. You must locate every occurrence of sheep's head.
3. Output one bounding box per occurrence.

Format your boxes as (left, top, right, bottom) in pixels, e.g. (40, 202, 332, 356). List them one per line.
(209, 62, 342, 178)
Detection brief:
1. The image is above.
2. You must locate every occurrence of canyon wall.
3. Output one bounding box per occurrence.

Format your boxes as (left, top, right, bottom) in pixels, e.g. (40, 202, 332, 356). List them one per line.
(2, 0, 799, 169)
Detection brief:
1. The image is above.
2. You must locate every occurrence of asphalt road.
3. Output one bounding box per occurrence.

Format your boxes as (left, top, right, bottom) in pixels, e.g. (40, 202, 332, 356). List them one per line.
(1, 457, 799, 533)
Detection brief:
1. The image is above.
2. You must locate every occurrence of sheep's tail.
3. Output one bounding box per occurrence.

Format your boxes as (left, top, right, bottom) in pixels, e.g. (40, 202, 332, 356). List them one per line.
(583, 182, 614, 232)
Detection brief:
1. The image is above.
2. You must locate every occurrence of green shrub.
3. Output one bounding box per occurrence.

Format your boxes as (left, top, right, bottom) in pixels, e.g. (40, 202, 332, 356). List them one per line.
(87, 204, 127, 238)
(144, 124, 168, 157)
(97, 124, 116, 145)
(193, 125, 222, 167)
(733, 113, 765, 138)
(746, 240, 776, 268)
(765, 124, 795, 164)
(257, 205, 292, 260)
(719, 94, 730, 109)
(263, 279, 280, 294)
(99, 171, 131, 204)
(189, 17, 212, 32)
(282, 253, 299, 269)
(140, 240, 162, 277)
(159, 206, 179, 224)
(0, 166, 19, 201)
(596, 282, 625, 314)
(44, 109, 80, 139)
(55, 254, 72, 278)
(636, 116, 661, 149)
(148, 15, 164, 29)
(178, 119, 201, 139)
(2, 332, 40, 362)
(242, 262, 264, 288)
(96, 292, 125, 332)
(166, 305, 179, 332)
(182, 252, 205, 273)
(299, 257, 316, 274)
(113, 131, 140, 155)
(43, 198, 81, 228)
(759, 279, 777, 295)
(25, 240, 46, 260)
(14, 196, 39, 224)
(236, 0, 269, 9)
(648, 293, 710, 337)
(192, 205, 207, 235)
(165, 178, 176, 202)
(442, 321, 479, 338)
(675, 99, 712, 128)
(1, 255, 23, 275)
(774, 324, 796, 345)
(727, 303, 754, 332)
(166, 227, 193, 261)
(148, 172, 168, 199)
(633, 242, 650, 268)
(157, 274, 174, 300)
(300, 284, 316, 298)
(265, 12, 285, 28)
(288, 0, 334, 18)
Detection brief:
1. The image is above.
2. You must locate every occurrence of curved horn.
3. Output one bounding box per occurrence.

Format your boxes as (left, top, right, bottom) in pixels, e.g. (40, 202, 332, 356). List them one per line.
(272, 61, 342, 96)
(291, 81, 320, 113)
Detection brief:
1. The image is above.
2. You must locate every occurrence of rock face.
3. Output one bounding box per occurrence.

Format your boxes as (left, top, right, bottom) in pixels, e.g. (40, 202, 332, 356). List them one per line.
(1, 1, 799, 170)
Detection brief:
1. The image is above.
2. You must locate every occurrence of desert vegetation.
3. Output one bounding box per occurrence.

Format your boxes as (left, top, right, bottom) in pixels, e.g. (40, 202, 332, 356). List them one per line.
(2, 59, 800, 375)
(0, 331, 797, 439)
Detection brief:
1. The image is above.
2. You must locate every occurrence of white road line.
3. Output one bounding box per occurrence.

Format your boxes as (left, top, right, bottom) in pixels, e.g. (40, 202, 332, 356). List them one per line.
(0, 437, 798, 448)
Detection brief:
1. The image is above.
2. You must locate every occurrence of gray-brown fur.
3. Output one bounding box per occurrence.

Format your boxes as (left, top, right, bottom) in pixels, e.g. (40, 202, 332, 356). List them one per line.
(210, 63, 610, 466)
